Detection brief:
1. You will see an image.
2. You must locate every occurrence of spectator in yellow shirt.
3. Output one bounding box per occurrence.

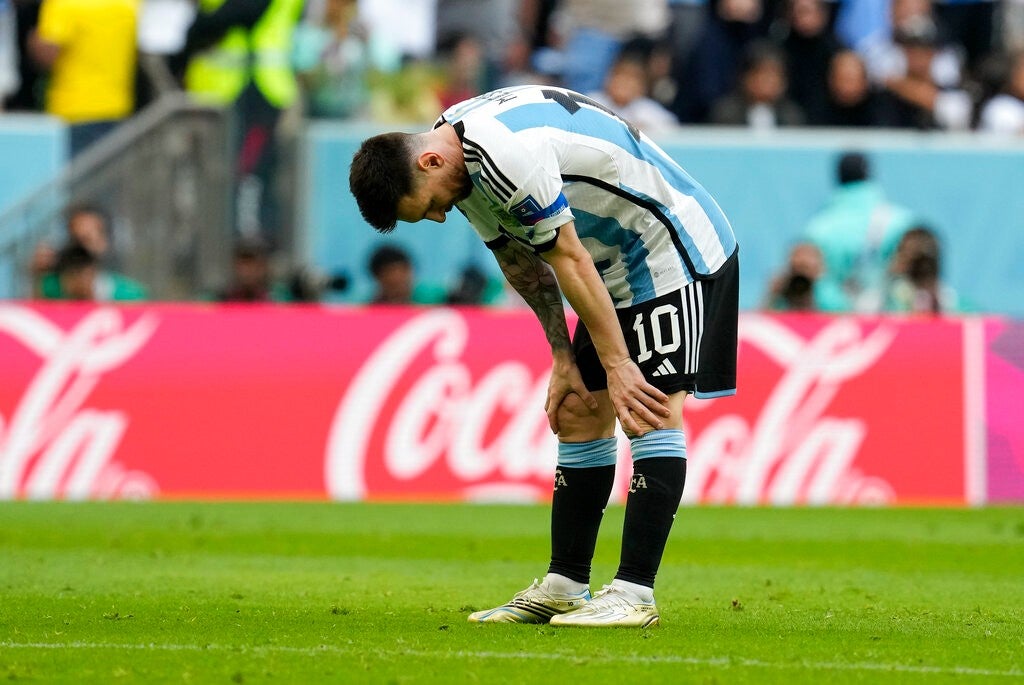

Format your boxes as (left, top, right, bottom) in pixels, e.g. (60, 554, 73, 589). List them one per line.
(29, 0, 138, 157)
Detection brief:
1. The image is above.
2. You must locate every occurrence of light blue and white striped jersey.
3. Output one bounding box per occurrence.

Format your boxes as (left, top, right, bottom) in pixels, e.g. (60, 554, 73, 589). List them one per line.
(438, 85, 737, 308)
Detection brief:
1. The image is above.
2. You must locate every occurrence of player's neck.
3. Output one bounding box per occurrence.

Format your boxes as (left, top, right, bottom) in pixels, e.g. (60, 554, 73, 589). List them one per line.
(429, 123, 466, 171)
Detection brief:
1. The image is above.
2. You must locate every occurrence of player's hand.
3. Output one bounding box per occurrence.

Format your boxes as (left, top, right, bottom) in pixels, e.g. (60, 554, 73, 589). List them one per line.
(605, 359, 671, 435)
(544, 354, 597, 434)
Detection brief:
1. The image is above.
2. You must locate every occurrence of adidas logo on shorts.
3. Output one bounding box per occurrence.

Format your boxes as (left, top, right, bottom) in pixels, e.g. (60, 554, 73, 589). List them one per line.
(651, 359, 678, 377)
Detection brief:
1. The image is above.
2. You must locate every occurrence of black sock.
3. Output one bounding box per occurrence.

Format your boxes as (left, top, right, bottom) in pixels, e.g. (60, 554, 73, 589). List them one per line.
(546, 465, 616, 585)
(615, 458, 687, 588)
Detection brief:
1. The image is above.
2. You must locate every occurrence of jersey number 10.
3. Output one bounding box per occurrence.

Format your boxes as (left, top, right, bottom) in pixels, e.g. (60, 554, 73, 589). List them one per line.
(631, 305, 681, 363)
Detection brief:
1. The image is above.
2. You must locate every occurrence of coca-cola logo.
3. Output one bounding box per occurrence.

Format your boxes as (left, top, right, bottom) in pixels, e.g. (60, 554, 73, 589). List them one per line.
(0, 305, 159, 499)
(325, 309, 577, 501)
(325, 310, 900, 505)
(687, 314, 898, 505)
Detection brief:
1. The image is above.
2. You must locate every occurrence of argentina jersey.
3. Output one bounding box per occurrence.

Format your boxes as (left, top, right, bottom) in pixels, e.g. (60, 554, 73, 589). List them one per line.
(437, 85, 737, 308)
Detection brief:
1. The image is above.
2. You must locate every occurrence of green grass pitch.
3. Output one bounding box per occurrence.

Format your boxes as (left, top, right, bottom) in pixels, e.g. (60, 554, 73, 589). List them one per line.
(1, 502, 1022, 683)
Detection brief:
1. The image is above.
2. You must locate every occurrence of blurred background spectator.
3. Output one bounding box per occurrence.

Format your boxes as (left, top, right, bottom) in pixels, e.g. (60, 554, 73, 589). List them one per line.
(6, 0, 41, 112)
(435, 0, 520, 93)
(31, 202, 148, 301)
(710, 39, 805, 127)
(978, 51, 1024, 134)
(763, 241, 849, 312)
(773, 0, 838, 126)
(664, 0, 709, 96)
(874, 224, 960, 314)
(859, 0, 963, 89)
(819, 49, 888, 126)
(803, 151, 918, 312)
(28, 0, 138, 157)
(366, 244, 445, 305)
(37, 247, 147, 302)
(1005, 0, 1024, 54)
(175, 0, 304, 244)
(875, 15, 972, 129)
(933, 0, 995, 74)
(587, 47, 678, 134)
(49, 244, 101, 301)
(672, 0, 777, 123)
(292, 0, 371, 119)
(0, 0, 18, 109)
(214, 236, 292, 302)
(435, 32, 486, 110)
(559, 0, 670, 95)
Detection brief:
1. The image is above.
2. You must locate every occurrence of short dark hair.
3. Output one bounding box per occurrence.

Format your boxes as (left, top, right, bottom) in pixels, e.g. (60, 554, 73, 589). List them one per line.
(368, 244, 412, 277)
(837, 151, 870, 184)
(349, 133, 417, 233)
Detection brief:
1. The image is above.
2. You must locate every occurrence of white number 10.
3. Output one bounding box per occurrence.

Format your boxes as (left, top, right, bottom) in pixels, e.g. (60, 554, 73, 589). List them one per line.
(631, 304, 681, 363)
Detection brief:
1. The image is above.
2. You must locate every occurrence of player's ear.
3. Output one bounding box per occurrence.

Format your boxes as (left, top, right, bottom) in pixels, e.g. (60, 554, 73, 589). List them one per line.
(417, 151, 444, 171)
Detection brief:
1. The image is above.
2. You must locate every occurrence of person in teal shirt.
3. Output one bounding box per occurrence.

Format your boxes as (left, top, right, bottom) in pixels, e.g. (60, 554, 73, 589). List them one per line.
(804, 152, 918, 312)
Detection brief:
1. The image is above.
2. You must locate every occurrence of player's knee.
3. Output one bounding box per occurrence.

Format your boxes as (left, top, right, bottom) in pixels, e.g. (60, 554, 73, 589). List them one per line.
(556, 393, 606, 441)
(556, 399, 588, 438)
(559, 392, 592, 419)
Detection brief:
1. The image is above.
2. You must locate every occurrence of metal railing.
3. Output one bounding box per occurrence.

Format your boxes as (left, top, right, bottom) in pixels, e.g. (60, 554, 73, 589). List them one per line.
(0, 93, 234, 300)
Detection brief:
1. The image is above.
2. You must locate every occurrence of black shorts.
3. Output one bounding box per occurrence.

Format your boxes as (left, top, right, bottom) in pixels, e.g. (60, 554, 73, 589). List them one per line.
(572, 249, 738, 399)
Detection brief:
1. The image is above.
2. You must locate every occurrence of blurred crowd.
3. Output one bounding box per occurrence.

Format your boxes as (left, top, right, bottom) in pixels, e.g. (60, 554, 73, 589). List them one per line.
(2, 0, 1014, 313)
(2, 0, 1023, 134)
(763, 151, 962, 316)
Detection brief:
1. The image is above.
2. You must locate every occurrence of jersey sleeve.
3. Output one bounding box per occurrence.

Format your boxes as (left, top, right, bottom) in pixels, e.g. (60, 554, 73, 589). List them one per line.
(460, 119, 573, 252)
(505, 160, 573, 252)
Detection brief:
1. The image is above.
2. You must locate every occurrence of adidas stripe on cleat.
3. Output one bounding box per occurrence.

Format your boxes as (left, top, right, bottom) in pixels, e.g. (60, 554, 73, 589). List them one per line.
(467, 579, 591, 624)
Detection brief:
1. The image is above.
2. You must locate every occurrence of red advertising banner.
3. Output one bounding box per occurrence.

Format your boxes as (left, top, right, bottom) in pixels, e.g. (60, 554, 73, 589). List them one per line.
(0, 303, 1012, 505)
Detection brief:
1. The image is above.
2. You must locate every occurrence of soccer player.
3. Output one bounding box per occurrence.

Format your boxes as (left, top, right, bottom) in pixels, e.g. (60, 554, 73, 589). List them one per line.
(349, 85, 738, 628)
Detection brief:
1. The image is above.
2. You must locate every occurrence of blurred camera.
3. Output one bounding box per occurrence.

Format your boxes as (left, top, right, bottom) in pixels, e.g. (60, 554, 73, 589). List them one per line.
(907, 253, 939, 285)
(287, 268, 350, 302)
(780, 272, 814, 310)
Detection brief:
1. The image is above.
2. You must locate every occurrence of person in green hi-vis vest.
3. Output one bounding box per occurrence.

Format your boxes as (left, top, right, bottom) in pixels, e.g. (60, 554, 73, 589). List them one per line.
(175, 0, 305, 247)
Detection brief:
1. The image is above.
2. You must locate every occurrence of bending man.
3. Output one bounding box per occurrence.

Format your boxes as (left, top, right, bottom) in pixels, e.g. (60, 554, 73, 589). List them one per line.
(349, 85, 738, 627)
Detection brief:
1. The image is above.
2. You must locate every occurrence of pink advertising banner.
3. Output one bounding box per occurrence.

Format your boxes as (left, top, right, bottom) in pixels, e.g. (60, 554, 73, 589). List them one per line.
(0, 303, 1018, 505)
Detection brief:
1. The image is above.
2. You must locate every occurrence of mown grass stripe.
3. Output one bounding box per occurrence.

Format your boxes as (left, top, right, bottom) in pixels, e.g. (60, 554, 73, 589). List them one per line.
(1, 641, 1020, 678)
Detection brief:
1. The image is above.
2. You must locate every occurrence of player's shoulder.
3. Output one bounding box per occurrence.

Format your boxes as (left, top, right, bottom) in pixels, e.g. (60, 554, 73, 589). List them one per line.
(457, 104, 546, 168)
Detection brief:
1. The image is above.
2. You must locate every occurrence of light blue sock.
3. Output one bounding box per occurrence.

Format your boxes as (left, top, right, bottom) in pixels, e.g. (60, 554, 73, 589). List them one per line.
(557, 437, 618, 468)
(629, 429, 686, 461)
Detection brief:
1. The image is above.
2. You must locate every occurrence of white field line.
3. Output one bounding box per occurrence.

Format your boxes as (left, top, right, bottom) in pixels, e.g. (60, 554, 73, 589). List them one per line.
(0, 640, 1021, 678)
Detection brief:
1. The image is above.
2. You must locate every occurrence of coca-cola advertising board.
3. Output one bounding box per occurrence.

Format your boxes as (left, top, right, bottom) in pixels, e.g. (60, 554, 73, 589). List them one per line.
(0, 303, 1019, 504)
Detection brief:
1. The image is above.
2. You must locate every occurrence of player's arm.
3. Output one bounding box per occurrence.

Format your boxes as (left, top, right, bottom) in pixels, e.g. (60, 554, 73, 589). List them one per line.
(539, 222, 670, 435)
(491, 238, 598, 433)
